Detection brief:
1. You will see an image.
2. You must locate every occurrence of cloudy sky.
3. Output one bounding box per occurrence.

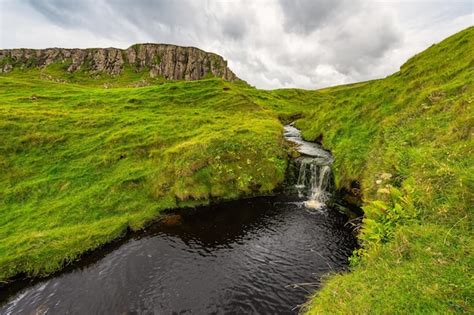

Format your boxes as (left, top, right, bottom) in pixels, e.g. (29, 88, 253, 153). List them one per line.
(0, 0, 472, 89)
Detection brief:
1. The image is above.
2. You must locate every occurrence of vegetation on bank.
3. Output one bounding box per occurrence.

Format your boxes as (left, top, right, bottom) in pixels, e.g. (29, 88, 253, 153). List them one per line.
(0, 26, 472, 313)
(290, 27, 472, 314)
(0, 76, 287, 281)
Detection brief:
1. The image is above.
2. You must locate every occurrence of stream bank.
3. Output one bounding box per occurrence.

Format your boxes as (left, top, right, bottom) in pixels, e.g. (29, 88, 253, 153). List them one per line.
(0, 125, 358, 314)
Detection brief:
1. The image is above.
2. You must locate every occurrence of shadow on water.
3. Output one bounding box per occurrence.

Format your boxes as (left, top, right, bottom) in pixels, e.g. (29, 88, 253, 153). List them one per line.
(0, 196, 357, 314)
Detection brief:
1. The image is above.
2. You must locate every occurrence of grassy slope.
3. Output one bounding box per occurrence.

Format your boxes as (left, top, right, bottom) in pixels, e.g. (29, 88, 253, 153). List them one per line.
(0, 27, 472, 313)
(0, 75, 287, 280)
(250, 27, 472, 313)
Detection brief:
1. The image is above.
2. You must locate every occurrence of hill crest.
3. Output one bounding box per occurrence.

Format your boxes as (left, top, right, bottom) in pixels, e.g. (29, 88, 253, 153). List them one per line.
(0, 43, 238, 81)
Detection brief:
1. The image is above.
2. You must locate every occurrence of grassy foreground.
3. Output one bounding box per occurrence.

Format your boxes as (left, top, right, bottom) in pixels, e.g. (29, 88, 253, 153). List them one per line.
(1, 27, 473, 313)
(0, 76, 287, 280)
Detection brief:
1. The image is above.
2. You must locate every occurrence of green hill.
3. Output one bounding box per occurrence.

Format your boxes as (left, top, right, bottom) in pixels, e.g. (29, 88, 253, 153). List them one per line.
(255, 26, 473, 314)
(1, 27, 472, 313)
(242, 27, 473, 313)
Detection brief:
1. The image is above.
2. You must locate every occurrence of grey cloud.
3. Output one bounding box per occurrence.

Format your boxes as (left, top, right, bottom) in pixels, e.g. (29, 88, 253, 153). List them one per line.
(109, 0, 199, 32)
(276, 0, 401, 78)
(25, 0, 204, 44)
(26, 0, 93, 28)
(325, 16, 402, 76)
(279, 0, 354, 35)
(221, 16, 248, 40)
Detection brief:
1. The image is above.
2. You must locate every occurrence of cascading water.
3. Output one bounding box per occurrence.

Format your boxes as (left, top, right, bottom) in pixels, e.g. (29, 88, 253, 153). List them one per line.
(284, 124, 334, 209)
(295, 158, 332, 209)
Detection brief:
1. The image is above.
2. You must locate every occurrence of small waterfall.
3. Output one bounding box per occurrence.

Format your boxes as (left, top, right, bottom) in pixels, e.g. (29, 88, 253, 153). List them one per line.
(283, 124, 334, 209)
(295, 158, 332, 209)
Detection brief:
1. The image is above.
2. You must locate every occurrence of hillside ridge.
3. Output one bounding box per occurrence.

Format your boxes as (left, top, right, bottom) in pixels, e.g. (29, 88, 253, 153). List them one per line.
(0, 44, 238, 81)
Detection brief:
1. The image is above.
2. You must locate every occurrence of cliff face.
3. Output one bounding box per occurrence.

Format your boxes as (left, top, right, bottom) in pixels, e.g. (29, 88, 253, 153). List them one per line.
(0, 44, 238, 81)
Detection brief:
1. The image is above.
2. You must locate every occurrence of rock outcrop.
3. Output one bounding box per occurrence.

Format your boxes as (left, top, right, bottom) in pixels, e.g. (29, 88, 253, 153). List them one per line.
(0, 44, 238, 81)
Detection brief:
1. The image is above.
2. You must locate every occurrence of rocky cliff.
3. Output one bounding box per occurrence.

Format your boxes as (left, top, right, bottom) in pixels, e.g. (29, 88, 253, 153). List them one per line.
(0, 44, 238, 81)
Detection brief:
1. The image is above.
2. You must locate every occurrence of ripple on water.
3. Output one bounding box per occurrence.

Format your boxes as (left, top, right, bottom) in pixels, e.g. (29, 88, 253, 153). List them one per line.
(0, 197, 357, 314)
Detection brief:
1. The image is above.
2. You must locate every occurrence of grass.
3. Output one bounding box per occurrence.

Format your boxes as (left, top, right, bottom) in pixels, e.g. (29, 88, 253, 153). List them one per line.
(264, 27, 472, 314)
(0, 75, 287, 280)
(1, 26, 473, 313)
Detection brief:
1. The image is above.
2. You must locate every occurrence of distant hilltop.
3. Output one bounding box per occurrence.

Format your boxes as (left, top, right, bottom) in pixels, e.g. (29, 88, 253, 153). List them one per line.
(0, 44, 238, 81)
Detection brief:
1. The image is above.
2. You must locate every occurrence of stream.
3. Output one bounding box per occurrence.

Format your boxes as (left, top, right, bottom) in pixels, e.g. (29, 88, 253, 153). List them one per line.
(0, 125, 357, 314)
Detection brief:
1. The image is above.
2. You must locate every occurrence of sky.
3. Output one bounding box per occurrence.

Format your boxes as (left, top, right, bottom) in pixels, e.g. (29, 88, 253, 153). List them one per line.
(0, 0, 472, 89)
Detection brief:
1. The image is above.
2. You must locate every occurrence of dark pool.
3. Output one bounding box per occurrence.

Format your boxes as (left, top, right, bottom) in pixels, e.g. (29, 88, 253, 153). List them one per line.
(0, 196, 357, 314)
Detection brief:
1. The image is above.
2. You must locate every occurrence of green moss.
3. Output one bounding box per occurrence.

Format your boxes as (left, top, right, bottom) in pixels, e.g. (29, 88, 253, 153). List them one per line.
(152, 54, 161, 66)
(0, 55, 12, 68)
(203, 72, 216, 79)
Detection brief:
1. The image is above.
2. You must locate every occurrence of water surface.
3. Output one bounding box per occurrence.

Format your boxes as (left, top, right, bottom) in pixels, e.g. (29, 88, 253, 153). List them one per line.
(0, 197, 356, 314)
(283, 125, 333, 163)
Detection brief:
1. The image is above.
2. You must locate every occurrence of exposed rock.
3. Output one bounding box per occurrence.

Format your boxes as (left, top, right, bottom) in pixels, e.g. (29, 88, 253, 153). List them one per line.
(0, 44, 238, 81)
